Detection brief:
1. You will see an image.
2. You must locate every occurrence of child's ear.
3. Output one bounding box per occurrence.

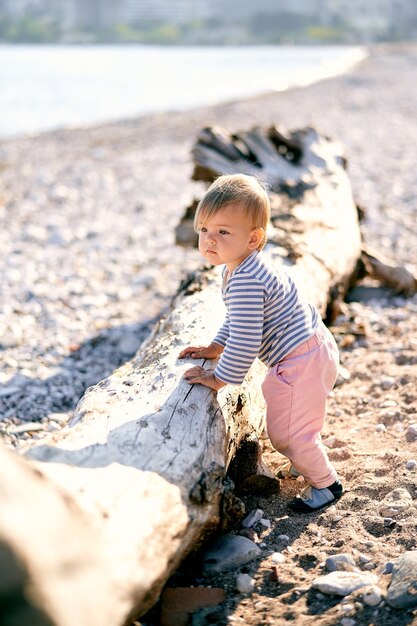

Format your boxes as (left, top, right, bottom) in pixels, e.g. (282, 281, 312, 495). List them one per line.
(249, 228, 264, 249)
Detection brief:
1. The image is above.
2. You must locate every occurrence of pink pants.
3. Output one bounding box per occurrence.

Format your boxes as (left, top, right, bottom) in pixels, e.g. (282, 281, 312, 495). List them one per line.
(261, 322, 339, 489)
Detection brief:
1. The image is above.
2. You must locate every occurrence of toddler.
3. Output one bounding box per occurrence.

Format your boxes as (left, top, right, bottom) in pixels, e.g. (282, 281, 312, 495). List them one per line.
(179, 173, 342, 513)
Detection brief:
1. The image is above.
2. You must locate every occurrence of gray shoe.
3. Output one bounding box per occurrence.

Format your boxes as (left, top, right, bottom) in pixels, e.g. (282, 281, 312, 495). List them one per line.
(289, 480, 343, 513)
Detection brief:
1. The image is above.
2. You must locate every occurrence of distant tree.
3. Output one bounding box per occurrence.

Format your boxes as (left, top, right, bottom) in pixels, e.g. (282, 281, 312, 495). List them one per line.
(0, 16, 60, 43)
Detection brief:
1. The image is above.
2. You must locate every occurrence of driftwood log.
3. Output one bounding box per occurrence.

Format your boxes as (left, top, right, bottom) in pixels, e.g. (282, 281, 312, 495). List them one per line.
(1, 123, 402, 626)
(177, 124, 417, 299)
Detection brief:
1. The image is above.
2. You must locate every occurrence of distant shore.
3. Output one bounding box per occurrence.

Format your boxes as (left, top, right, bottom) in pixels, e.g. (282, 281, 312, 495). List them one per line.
(0, 43, 367, 139)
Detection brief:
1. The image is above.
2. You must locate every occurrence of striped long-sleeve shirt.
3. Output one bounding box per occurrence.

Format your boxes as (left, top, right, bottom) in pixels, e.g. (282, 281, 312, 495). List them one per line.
(212, 251, 319, 385)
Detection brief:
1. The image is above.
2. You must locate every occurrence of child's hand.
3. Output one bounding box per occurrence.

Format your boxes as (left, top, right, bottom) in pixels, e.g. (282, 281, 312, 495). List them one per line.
(178, 343, 223, 360)
(183, 366, 226, 391)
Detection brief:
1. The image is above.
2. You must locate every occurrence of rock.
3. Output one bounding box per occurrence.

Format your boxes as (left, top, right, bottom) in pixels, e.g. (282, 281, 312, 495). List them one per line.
(325, 553, 356, 572)
(271, 552, 286, 564)
(361, 585, 383, 606)
(382, 561, 396, 575)
(259, 518, 271, 529)
(405, 459, 417, 470)
(277, 534, 290, 543)
(335, 366, 351, 386)
(358, 554, 372, 564)
(10, 422, 45, 434)
(407, 424, 417, 437)
(363, 562, 376, 571)
(201, 535, 261, 574)
(387, 551, 417, 608)
(340, 618, 356, 626)
(379, 488, 413, 518)
(238, 528, 258, 542)
(235, 573, 255, 593)
(312, 571, 379, 596)
(241, 509, 264, 529)
(375, 423, 386, 432)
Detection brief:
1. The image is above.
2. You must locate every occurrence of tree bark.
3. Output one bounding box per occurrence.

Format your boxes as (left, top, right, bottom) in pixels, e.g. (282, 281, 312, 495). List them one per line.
(0, 125, 362, 626)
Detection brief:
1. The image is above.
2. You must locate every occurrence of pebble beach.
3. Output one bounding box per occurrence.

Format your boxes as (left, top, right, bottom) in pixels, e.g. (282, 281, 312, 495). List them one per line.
(1, 43, 417, 625)
(1, 43, 416, 443)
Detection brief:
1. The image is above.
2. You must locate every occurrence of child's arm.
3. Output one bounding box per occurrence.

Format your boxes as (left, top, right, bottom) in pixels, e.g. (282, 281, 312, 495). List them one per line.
(178, 342, 224, 360)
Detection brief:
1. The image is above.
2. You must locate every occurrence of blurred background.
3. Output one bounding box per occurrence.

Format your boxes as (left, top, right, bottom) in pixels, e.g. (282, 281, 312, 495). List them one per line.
(1, 0, 417, 45)
(0, 0, 416, 138)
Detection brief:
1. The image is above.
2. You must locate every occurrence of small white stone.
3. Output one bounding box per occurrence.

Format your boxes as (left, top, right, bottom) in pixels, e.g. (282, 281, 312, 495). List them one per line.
(271, 552, 286, 564)
(277, 534, 290, 542)
(405, 459, 417, 470)
(259, 542, 267, 548)
(375, 423, 386, 432)
(235, 573, 255, 594)
(312, 571, 378, 596)
(47, 421, 61, 432)
(379, 488, 413, 517)
(340, 618, 356, 626)
(393, 422, 404, 432)
(407, 424, 417, 437)
(337, 366, 351, 382)
(11, 422, 45, 434)
(362, 586, 383, 606)
(340, 603, 355, 613)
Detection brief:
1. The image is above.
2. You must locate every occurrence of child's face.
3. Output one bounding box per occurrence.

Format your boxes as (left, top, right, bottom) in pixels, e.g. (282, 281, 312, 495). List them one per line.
(197, 203, 262, 272)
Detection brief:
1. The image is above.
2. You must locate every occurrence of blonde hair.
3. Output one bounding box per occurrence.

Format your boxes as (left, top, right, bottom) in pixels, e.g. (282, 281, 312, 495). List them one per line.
(194, 174, 270, 250)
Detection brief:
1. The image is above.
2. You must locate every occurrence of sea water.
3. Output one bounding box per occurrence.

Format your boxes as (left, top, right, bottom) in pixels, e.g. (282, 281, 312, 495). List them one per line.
(0, 44, 367, 138)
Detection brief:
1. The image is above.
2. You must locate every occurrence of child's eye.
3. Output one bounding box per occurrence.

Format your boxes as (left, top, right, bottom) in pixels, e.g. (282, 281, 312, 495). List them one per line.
(219, 230, 229, 235)
(200, 227, 207, 233)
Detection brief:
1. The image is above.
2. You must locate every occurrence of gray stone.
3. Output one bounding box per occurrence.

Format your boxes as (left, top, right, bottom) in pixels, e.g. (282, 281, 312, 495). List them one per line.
(241, 508, 263, 529)
(379, 488, 413, 518)
(201, 534, 261, 574)
(312, 571, 379, 596)
(387, 551, 417, 608)
(235, 573, 255, 593)
(325, 553, 356, 572)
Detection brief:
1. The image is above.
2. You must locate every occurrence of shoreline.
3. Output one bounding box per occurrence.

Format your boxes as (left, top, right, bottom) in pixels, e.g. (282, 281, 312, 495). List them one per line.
(0, 43, 367, 142)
